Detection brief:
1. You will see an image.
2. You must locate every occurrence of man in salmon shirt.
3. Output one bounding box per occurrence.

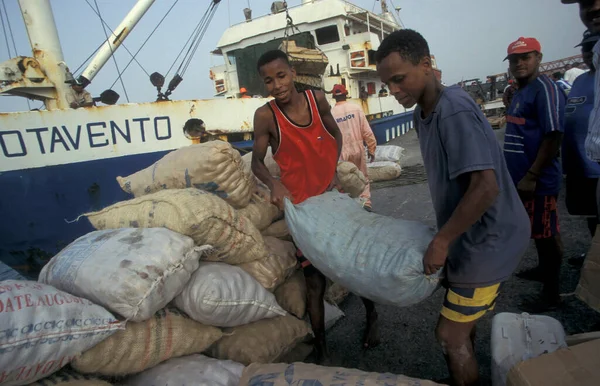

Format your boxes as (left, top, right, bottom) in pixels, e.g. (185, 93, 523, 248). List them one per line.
(251, 49, 380, 361)
(331, 83, 377, 211)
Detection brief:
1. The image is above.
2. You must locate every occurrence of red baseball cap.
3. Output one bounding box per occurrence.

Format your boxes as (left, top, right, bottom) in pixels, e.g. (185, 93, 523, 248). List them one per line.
(332, 84, 348, 96)
(504, 37, 542, 61)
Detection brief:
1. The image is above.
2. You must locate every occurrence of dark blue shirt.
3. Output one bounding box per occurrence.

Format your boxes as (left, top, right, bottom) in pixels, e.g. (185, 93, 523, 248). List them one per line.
(504, 74, 566, 196)
(562, 72, 600, 178)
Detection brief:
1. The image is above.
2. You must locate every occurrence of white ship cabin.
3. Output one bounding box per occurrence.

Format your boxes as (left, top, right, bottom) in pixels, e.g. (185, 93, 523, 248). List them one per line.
(209, 0, 430, 118)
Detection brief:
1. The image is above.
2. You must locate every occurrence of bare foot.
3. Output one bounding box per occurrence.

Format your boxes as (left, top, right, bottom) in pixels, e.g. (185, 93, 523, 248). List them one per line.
(363, 312, 380, 349)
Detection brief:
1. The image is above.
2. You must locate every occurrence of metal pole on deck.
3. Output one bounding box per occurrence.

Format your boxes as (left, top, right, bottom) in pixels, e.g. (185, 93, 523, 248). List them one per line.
(18, 0, 70, 109)
(80, 0, 156, 85)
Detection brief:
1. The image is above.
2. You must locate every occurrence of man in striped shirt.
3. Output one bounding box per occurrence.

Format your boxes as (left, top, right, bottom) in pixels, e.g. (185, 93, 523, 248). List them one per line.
(503, 37, 566, 312)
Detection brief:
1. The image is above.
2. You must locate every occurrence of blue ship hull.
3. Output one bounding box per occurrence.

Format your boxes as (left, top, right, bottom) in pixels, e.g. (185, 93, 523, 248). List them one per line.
(0, 150, 171, 277)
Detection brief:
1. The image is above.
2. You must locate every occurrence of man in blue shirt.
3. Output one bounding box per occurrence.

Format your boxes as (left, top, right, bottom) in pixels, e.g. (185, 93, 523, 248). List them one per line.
(376, 29, 529, 386)
(563, 31, 600, 263)
(503, 37, 566, 312)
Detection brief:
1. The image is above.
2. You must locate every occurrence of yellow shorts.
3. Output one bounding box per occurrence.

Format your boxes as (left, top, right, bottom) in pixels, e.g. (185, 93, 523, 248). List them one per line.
(441, 283, 502, 323)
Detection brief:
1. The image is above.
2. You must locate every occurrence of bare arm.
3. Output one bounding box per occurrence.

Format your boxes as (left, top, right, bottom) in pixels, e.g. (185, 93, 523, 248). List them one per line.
(251, 106, 291, 209)
(315, 90, 342, 159)
(424, 169, 499, 275)
(251, 107, 279, 191)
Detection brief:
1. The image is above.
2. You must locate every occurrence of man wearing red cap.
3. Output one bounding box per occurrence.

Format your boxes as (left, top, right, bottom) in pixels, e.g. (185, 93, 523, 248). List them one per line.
(503, 37, 566, 312)
(330, 84, 378, 211)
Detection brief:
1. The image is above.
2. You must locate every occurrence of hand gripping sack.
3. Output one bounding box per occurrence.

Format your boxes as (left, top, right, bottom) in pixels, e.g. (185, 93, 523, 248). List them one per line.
(71, 308, 222, 376)
(173, 263, 286, 327)
(336, 161, 367, 198)
(117, 141, 255, 208)
(124, 354, 244, 386)
(284, 191, 442, 307)
(0, 281, 121, 386)
(39, 228, 211, 322)
(85, 189, 267, 265)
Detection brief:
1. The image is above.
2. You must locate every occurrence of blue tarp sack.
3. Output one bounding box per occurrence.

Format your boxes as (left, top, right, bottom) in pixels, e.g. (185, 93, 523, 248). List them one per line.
(284, 191, 442, 307)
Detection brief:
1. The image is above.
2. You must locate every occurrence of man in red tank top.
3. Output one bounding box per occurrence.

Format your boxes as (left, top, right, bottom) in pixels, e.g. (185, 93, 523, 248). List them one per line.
(251, 50, 380, 361)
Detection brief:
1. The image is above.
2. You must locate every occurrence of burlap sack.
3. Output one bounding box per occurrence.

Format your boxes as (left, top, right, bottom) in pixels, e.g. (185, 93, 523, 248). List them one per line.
(325, 279, 351, 305)
(85, 189, 267, 265)
(206, 314, 311, 365)
(116, 141, 255, 208)
(261, 219, 291, 241)
(368, 161, 402, 182)
(337, 161, 367, 198)
(72, 308, 222, 376)
(27, 370, 112, 386)
(239, 236, 297, 291)
(274, 270, 307, 318)
(241, 148, 281, 178)
(239, 363, 442, 386)
(238, 193, 282, 231)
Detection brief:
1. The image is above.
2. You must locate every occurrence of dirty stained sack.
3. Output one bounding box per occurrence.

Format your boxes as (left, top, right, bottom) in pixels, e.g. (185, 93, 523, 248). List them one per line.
(239, 362, 442, 386)
(123, 354, 244, 386)
(285, 191, 442, 307)
(238, 236, 297, 291)
(39, 228, 211, 322)
(117, 141, 255, 208)
(261, 219, 291, 241)
(241, 148, 281, 178)
(238, 193, 282, 231)
(174, 263, 286, 327)
(72, 308, 222, 376)
(336, 161, 367, 198)
(85, 189, 268, 265)
(274, 270, 307, 318)
(367, 161, 402, 182)
(206, 314, 311, 365)
(0, 281, 121, 386)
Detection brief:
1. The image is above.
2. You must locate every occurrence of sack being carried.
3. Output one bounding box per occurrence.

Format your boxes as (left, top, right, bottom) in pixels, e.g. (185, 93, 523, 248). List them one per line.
(284, 191, 442, 307)
(39, 228, 211, 322)
(117, 141, 255, 208)
(336, 161, 367, 198)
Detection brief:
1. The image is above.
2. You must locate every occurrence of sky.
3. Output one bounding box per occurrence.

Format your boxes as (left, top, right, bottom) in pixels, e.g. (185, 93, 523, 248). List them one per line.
(0, 0, 586, 113)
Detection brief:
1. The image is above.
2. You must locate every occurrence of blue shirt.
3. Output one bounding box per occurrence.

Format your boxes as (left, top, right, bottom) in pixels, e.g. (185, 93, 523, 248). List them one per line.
(563, 72, 600, 178)
(415, 86, 530, 287)
(504, 74, 566, 196)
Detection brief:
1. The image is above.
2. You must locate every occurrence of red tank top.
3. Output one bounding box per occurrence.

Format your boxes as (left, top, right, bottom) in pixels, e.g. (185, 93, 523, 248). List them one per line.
(270, 90, 338, 204)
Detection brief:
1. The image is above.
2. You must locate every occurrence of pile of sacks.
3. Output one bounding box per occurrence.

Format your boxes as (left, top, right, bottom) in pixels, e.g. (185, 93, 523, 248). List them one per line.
(368, 145, 404, 182)
(0, 141, 349, 386)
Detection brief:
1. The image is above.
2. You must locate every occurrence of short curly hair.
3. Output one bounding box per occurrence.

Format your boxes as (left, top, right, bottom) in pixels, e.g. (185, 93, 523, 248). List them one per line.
(257, 50, 291, 73)
(375, 29, 430, 65)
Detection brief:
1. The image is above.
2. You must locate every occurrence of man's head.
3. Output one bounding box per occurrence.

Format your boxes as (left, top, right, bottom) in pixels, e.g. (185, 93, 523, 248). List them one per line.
(552, 72, 564, 81)
(332, 84, 348, 102)
(505, 37, 543, 82)
(240, 87, 248, 94)
(375, 29, 432, 108)
(577, 29, 600, 70)
(562, 0, 600, 33)
(256, 49, 296, 103)
(71, 83, 84, 93)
